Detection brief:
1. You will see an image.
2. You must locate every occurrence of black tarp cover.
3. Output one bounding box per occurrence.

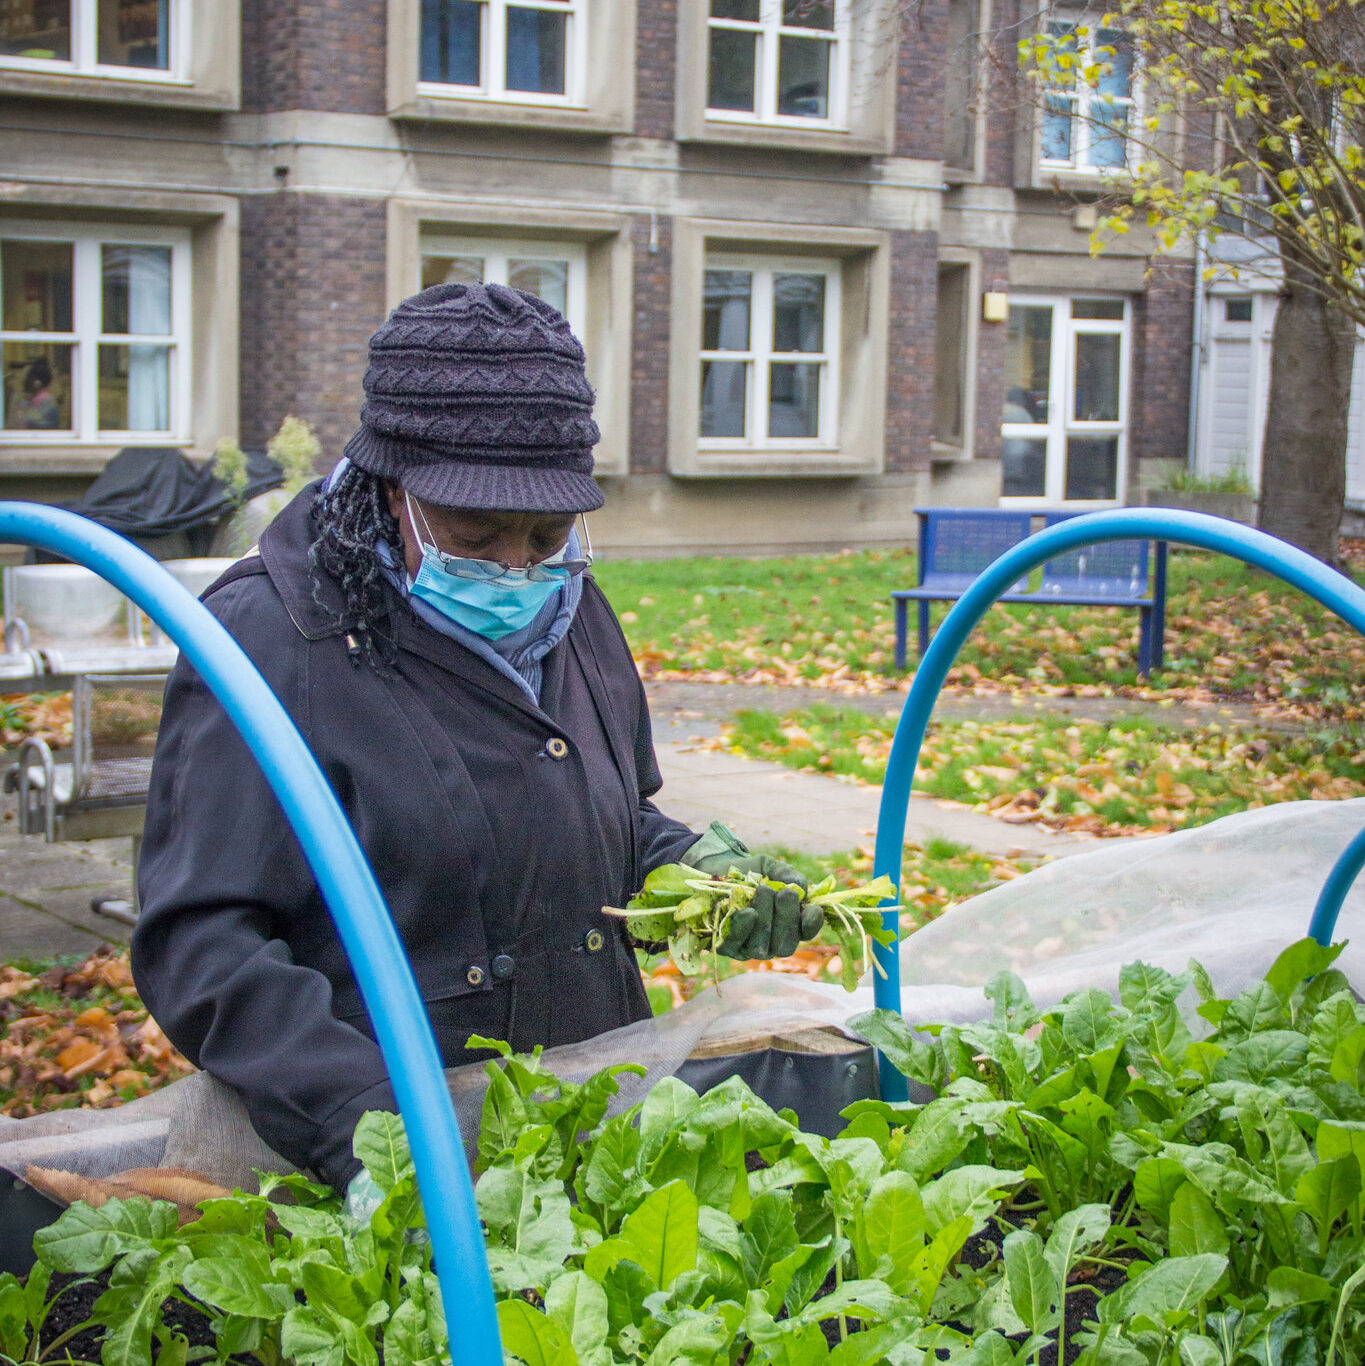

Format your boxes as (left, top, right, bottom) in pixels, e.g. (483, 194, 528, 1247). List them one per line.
(66, 446, 284, 539)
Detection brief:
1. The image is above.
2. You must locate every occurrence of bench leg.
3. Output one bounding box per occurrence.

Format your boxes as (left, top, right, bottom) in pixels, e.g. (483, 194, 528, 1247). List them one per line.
(90, 834, 141, 928)
(1137, 606, 1154, 677)
(917, 600, 931, 659)
(894, 600, 908, 671)
(1152, 541, 1168, 671)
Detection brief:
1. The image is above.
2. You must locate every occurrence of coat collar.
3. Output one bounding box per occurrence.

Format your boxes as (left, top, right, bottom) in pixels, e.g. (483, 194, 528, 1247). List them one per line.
(258, 483, 366, 641)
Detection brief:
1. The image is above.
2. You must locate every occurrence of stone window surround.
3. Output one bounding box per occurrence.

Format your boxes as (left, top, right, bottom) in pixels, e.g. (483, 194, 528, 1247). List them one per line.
(668, 217, 889, 478)
(386, 0, 634, 133)
(0, 188, 239, 478)
(931, 247, 981, 462)
(675, 0, 898, 155)
(0, 0, 240, 112)
(387, 199, 633, 478)
(942, 0, 991, 183)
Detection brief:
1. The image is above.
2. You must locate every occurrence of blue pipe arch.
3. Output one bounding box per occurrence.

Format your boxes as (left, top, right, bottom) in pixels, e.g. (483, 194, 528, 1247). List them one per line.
(0, 503, 503, 1366)
(870, 508, 1365, 1102)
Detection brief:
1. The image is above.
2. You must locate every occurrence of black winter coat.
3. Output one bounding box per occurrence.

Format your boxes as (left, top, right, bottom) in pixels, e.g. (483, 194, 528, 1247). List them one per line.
(130, 488, 697, 1189)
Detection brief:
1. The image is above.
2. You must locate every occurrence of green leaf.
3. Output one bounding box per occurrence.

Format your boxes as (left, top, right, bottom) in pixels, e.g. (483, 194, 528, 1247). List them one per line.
(742, 1191, 801, 1284)
(848, 1009, 944, 1089)
(579, 1112, 640, 1217)
(614, 1180, 699, 1291)
(1100, 1254, 1228, 1328)
(1002, 1229, 1060, 1334)
(852, 1171, 926, 1296)
(478, 1064, 530, 1169)
(497, 1300, 579, 1366)
(1177, 1339, 1223, 1366)
(638, 1077, 700, 1165)
(1266, 1266, 1335, 1311)
(1295, 1154, 1360, 1247)
(984, 971, 1040, 1031)
(94, 1245, 190, 1366)
(921, 1165, 1026, 1234)
(1213, 1031, 1309, 1085)
(641, 1313, 733, 1365)
(34, 1197, 178, 1273)
(1062, 988, 1122, 1053)
(1263, 938, 1342, 1004)
(181, 1246, 295, 1318)
(384, 1274, 447, 1366)
(0, 1275, 32, 1361)
(1133, 1157, 1188, 1223)
(898, 1099, 970, 1182)
(544, 1270, 611, 1363)
(1043, 1203, 1112, 1288)
(281, 1306, 345, 1366)
(1169, 1180, 1229, 1258)
(353, 1111, 413, 1193)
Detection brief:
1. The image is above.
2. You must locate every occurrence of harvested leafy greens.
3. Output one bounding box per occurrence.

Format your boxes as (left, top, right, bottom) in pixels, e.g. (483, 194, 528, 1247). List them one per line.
(603, 864, 900, 991)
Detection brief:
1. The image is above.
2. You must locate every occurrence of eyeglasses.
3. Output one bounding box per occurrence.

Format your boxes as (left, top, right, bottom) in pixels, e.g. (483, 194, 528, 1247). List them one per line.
(404, 492, 594, 582)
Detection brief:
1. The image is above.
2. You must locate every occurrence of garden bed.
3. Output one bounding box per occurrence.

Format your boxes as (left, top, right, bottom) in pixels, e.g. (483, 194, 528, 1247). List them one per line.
(6, 936, 1365, 1365)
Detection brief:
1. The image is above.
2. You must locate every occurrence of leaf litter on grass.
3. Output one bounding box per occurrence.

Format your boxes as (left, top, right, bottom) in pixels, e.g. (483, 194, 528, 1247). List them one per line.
(595, 544, 1365, 724)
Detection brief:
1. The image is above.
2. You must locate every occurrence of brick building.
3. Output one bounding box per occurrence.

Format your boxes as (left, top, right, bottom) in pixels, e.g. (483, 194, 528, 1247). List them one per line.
(0, 0, 1193, 554)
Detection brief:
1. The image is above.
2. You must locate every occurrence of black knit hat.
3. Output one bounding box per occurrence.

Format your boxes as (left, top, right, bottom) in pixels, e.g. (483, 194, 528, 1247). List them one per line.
(343, 282, 603, 512)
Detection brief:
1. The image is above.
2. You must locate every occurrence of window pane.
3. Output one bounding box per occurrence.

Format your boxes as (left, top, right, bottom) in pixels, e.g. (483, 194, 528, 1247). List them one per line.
(506, 6, 566, 95)
(97, 0, 169, 69)
(782, 0, 834, 30)
(703, 271, 751, 351)
(102, 244, 172, 335)
(711, 0, 760, 18)
(769, 362, 820, 437)
(1090, 107, 1129, 168)
(2, 240, 74, 332)
(99, 342, 170, 431)
(0, 1, 71, 59)
(777, 35, 830, 118)
(2, 342, 72, 430)
(508, 258, 568, 316)
(420, 0, 481, 85)
(708, 26, 757, 112)
(1097, 29, 1133, 99)
(1071, 298, 1124, 320)
(700, 360, 747, 437)
(1040, 96, 1074, 161)
(1004, 305, 1051, 422)
(1225, 296, 1253, 322)
(772, 274, 824, 352)
(1065, 436, 1119, 499)
(1074, 333, 1121, 422)
(421, 254, 485, 290)
(1002, 437, 1047, 497)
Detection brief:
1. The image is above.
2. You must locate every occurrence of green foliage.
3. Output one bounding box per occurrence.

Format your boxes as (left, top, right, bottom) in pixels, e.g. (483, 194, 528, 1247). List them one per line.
(1157, 462, 1255, 495)
(13, 940, 1365, 1364)
(211, 438, 249, 508)
(268, 416, 322, 494)
(1019, 0, 1365, 327)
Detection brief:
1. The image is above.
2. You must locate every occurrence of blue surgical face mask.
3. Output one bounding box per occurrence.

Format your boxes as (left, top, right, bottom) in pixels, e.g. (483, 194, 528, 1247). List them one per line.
(404, 492, 576, 641)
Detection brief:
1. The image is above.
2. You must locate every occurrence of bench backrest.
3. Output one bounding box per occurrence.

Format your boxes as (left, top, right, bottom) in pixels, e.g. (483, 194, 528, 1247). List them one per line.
(1037, 512, 1149, 598)
(917, 509, 1034, 594)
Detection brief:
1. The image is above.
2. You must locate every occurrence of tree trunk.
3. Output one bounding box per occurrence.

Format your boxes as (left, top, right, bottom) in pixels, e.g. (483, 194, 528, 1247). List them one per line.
(1257, 263, 1354, 565)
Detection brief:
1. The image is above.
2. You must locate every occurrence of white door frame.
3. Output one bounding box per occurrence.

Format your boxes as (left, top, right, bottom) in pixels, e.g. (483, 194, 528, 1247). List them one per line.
(1000, 293, 1131, 508)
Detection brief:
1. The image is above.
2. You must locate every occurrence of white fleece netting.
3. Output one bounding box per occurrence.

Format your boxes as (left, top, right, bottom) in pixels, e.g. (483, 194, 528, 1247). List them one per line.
(4, 798, 1363, 1193)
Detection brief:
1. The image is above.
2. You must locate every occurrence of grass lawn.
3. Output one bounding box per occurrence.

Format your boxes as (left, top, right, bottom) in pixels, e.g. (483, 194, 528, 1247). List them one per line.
(593, 544, 1365, 721)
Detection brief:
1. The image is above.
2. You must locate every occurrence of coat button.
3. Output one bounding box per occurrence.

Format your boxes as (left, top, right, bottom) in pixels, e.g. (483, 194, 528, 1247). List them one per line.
(584, 929, 604, 953)
(491, 954, 515, 980)
(466, 965, 485, 987)
(546, 737, 569, 760)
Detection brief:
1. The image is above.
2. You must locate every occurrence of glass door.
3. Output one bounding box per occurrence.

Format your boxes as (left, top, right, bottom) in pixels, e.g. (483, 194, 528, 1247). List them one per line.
(1001, 295, 1130, 506)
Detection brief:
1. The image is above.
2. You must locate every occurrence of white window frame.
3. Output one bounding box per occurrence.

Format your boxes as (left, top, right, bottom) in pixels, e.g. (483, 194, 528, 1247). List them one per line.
(1038, 12, 1137, 176)
(999, 294, 1130, 507)
(416, 0, 587, 107)
(698, 253, 841, 452)
(418, 234, 588, 337)
(0, 0, 187, 82)
(0, 220, 192, 446)
(705, 1, 850, 129)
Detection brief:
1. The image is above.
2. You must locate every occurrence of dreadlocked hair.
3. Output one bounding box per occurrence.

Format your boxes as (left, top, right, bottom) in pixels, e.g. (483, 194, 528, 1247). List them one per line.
(310, 464, 403, 672)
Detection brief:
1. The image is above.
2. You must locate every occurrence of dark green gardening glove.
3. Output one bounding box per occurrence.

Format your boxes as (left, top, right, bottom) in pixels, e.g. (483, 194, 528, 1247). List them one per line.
(682, 821, 820, 960)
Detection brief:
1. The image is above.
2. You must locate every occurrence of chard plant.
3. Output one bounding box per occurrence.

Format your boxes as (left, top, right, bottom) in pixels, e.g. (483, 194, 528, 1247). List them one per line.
(5, 939, 1365, 1365)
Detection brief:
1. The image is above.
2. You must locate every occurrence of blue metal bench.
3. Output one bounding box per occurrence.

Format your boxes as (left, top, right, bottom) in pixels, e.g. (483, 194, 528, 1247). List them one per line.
(892, 507, 1168, 674)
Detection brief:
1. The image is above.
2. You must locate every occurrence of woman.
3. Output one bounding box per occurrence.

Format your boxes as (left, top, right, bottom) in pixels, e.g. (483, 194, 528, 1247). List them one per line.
(130, 283, 816, 1194)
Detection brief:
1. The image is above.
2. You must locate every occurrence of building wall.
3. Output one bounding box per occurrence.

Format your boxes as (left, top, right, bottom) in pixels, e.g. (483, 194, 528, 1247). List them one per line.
(0, 0, 1195, 555)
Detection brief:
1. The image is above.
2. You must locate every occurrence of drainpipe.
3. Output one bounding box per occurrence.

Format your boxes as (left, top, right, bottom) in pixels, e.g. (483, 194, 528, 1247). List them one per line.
(1186, 230, 1207, 472)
